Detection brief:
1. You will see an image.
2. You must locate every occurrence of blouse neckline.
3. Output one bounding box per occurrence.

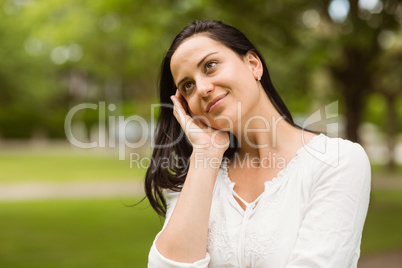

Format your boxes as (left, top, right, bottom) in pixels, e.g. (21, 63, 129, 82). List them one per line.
(220, 133, 324, 210)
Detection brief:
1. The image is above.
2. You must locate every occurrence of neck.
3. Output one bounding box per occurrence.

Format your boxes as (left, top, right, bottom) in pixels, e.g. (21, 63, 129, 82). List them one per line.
(236, 116, 300, 158)
(230, 92, 304, 166)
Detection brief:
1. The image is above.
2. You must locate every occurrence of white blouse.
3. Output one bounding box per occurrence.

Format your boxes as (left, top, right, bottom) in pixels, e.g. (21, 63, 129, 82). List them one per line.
(148, 134, 371, 267)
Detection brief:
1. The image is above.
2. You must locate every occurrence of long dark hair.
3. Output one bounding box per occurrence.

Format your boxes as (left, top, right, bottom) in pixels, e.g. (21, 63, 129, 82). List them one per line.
(145, 20, 298, 217)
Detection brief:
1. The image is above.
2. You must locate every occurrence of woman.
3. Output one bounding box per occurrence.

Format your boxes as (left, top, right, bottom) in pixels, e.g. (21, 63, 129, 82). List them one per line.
(146, 20, 371, 267)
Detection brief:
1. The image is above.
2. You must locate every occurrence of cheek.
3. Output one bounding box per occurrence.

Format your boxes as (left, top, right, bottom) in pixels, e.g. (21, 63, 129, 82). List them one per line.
(186, 99, 215, 126)
(186, 99, 201, 116)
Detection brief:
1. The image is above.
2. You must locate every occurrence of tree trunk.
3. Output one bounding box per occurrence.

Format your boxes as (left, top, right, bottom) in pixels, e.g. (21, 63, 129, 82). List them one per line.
(331, 48, 371, 143)
(385, 94, 397, 171)
(343, 87, 363, 143)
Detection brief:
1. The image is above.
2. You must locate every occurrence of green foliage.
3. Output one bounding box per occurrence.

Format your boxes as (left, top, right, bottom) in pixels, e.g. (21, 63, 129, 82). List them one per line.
(364, 93, 387, 128)
(397, 97, 402, 132)
(0, 0, 400, 139)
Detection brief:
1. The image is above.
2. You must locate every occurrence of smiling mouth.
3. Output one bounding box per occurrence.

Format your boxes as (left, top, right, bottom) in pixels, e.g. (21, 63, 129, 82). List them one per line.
(207, 93, 228, 113)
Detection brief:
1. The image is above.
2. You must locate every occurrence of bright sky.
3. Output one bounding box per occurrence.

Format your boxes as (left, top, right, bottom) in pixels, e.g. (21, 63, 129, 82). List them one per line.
(328, 0, 382, 22)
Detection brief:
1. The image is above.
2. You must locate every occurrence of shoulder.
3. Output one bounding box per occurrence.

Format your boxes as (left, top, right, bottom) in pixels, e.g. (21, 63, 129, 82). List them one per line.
(303, 134, 371, 184)
(304, 134, 369, 168)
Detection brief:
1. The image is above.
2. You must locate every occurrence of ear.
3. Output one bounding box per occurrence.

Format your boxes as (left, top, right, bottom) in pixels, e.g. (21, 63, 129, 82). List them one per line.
(245, 51, 263, 81)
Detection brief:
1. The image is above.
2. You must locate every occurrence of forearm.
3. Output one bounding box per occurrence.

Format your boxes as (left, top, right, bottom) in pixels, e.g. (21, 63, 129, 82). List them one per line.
(155, 150, 223, 263)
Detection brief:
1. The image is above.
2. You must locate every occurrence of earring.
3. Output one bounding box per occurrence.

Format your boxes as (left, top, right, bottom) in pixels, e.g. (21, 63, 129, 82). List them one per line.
(257, 75, 261, 81)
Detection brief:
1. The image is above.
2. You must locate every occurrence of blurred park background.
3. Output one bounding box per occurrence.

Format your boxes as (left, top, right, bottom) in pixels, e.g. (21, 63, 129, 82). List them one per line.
(0, 0, 401, 267)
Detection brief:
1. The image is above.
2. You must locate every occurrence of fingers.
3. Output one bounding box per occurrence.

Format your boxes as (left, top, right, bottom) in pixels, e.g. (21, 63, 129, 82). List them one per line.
(169, 90, 230, 151)
(170, 89, 214, 129)
(176, 90, 191, 115)
(170, 90, 191, 129)
(171, 90, 185, 114)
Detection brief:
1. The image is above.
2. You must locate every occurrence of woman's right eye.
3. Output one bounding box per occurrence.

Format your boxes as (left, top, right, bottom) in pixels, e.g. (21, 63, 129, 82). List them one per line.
(183, 82, 194, 92)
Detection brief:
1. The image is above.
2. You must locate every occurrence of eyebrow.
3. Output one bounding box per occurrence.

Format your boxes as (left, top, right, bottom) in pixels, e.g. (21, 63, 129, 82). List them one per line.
(176, 52, 218, 88)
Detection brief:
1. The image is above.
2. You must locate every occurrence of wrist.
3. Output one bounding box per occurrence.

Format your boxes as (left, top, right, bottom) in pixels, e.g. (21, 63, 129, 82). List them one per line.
(191, 147, 225, 158)
(190, 151, 224, 170)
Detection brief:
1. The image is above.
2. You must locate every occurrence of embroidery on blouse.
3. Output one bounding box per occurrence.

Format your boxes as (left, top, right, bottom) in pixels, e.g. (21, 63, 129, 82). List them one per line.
(207, 135, 323, 263)
(244, 194, 281, 260)
(222, 158, 282, 260)
(207, 183, 237, 264)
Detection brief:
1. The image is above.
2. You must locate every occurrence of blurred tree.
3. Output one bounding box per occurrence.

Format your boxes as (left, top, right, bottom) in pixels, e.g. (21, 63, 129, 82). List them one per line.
(319, 0, 401, 143)
(373, 49, 402, 170)
(0, 0, 400, 151)
(211, 0, 402, 143)
(0, 0, 59, 138)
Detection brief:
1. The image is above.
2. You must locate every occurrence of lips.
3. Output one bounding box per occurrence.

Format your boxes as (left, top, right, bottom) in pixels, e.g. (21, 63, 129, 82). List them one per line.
(206, 93, 228, 113)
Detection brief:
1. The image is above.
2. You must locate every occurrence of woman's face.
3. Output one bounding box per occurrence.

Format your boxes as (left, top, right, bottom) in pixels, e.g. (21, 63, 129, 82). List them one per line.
(170, 35, 263, 131)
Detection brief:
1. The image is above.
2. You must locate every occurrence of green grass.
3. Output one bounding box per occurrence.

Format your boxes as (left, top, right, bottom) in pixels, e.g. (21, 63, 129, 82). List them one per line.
(360, 190, 402, 255)
(0, 198, 162, 268)
(0, 189, 401, 267)
(371, 163, 402, 176)
(0, 149, 147, 183)
(0, 145, 401, 265)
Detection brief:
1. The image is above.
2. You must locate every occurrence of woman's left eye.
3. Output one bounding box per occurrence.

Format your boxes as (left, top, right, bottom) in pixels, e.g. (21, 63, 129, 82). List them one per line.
(205, 61, 217, 71)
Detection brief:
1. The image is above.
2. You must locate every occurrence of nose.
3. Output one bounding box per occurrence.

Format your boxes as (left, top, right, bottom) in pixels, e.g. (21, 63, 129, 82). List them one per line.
(195, 77, 214, 97)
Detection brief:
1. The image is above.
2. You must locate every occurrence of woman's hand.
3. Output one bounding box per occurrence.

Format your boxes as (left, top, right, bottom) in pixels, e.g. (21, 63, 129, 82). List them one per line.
(170, 90, 230, 155)
(155, 90, 228, 263)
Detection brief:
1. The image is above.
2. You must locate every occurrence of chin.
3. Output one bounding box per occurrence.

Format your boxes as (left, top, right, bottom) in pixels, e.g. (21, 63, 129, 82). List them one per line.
(210, 121, 234, 132)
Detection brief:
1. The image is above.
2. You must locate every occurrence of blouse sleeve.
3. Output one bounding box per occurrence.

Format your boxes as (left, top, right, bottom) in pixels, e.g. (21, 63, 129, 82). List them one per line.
(285, 140, 371, 268)
(148, 190, 210, 268)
